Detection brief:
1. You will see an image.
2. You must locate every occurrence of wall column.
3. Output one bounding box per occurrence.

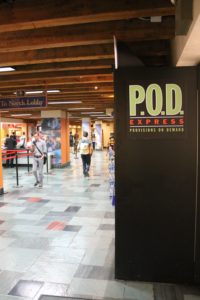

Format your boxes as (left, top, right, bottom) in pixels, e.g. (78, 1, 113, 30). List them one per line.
(82, 118, 91, 136)
(95, 121, 103, 150)
(61, 114, 70, 165)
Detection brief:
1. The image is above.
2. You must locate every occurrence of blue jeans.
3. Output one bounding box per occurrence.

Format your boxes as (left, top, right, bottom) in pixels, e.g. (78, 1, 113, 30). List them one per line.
(81, 154, 91, 174)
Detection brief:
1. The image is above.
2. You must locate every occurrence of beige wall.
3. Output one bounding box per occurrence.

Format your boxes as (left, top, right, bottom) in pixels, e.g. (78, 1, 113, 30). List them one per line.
(171, 0, 200, 66)
(102, 122, 114, 148)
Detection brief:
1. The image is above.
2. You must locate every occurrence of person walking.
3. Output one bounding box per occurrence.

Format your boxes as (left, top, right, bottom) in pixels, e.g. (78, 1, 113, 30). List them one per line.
(31, 133, 47, 188)
(19, 132, 26, 148)
(91, 132, 96, 150)
(73, 131, 79, 158)
(4, 135, 16, 167)
(69, 132, 74, 153)
(78, 131, 93, 177)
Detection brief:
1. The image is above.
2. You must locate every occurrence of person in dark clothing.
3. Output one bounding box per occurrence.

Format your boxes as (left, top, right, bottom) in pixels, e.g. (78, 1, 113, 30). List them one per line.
(69, 132, 74, 153)
(5, 135, 16, 167)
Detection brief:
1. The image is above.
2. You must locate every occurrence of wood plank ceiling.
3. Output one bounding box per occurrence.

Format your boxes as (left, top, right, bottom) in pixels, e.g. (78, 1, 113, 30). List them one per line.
(0, 0, 175, 123)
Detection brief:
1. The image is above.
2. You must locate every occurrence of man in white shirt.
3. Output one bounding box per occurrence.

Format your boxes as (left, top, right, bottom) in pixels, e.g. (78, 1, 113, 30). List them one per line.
(31, 133, 47, 188)
(78, 131, 93, 177)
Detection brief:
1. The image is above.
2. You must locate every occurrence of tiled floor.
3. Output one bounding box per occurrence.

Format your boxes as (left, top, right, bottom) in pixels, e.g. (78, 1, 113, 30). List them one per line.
(0, 151, 200, 300)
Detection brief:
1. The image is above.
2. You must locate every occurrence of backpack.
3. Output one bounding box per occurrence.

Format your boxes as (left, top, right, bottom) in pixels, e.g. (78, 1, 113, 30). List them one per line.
(80, 140, 89, 154)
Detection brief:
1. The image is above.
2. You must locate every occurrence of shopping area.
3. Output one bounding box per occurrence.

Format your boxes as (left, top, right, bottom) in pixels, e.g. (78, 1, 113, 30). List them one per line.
(0, 118, 114, 168)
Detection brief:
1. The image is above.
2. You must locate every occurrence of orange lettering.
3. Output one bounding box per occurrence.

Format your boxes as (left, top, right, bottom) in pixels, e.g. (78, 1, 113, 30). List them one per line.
(179, 118, 184, 125)
(154, 119, 159, 125)
(163, 119, 168, 125)
(146, 119, 151, 125)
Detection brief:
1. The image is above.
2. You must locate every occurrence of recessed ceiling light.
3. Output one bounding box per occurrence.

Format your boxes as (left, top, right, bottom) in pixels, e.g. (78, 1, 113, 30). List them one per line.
(68, 107, 95, 110)
(91, 114, 107, 117)
(94, 86, 98, 90)
(49, 101, 82, 104)
(25, 91, 43, 94)
(97, 116, 113, 118)
(47, 90, 60, 93)
(81, 112, 104, 114)
(0, 67, 15, 72)
(11, 114, 32, 117)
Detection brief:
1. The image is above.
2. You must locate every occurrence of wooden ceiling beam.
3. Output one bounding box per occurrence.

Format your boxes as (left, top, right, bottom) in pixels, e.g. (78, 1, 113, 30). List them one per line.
(1, 60, 114, 75)
(0, 44, 114, 67)
(0, 83, 114, 93)
(0, 0, 175, 33)
(0, 69, 112, 83)
(0, 17, 174, 52)
(0, 75, 113, 89)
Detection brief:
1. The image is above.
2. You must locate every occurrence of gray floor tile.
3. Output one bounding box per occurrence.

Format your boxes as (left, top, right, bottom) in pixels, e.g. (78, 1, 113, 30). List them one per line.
(65, 206, 81, 212)
(98, 224, 115, 230)
(63, 225, 82, 232)
(34, 282, 69, 299)
(8, 280, 44, 298)
(0, 271, 23, 294)
(74, 264, 115, 280)
(9, 237, 52, 250)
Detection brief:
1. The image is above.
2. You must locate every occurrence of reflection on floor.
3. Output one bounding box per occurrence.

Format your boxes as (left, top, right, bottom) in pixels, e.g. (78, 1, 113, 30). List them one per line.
(0, 151, 199, 300)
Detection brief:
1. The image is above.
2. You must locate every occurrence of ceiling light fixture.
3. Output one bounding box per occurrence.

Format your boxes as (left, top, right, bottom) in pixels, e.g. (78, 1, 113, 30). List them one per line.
(0, 110, 9, 113)
(94, 86, 98, 90)
(0, 67, 15, 72)
(25, 91, 43, 94)
(91, 114, 107, 117)
(81, 112, 104, 114)
(68, 107, 95, 110)
(47, 90, 60, 93)
(11, 114, 32, 117)
(97, 116, 113, 118)
(49, 101, 82, 104)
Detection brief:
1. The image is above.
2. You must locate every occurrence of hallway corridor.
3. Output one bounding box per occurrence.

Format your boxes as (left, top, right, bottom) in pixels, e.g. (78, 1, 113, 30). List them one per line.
(0, 151, 199, 300)
(0, 151, 147, 300)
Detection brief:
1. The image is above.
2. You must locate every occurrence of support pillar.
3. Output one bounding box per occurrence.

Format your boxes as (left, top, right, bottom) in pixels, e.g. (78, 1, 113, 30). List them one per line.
(82, 118, 91, 136)
(61, 115, 70, 165)
(95, 121, 103, 150)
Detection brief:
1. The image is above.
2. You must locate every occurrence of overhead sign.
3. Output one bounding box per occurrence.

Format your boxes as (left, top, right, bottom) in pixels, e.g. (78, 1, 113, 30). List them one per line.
(129, 82, 185, 137)
(0, 96, 47, 110)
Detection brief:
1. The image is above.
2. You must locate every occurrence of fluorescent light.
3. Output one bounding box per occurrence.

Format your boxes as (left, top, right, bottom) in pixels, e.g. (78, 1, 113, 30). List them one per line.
(47, 90, 60, 93)
(49, 101, 82, 104)
(14, 90, 60, 95)
(26, 91, 43, 94)
(11, 114, 32, 117)
(0, 67, 15, 72)
(0, 110, 9, 113)
(97, 116, 113, 118)
(68, 107, 95, 110)
(81, 112, 104, 114)
(91, 115, 107, 117)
